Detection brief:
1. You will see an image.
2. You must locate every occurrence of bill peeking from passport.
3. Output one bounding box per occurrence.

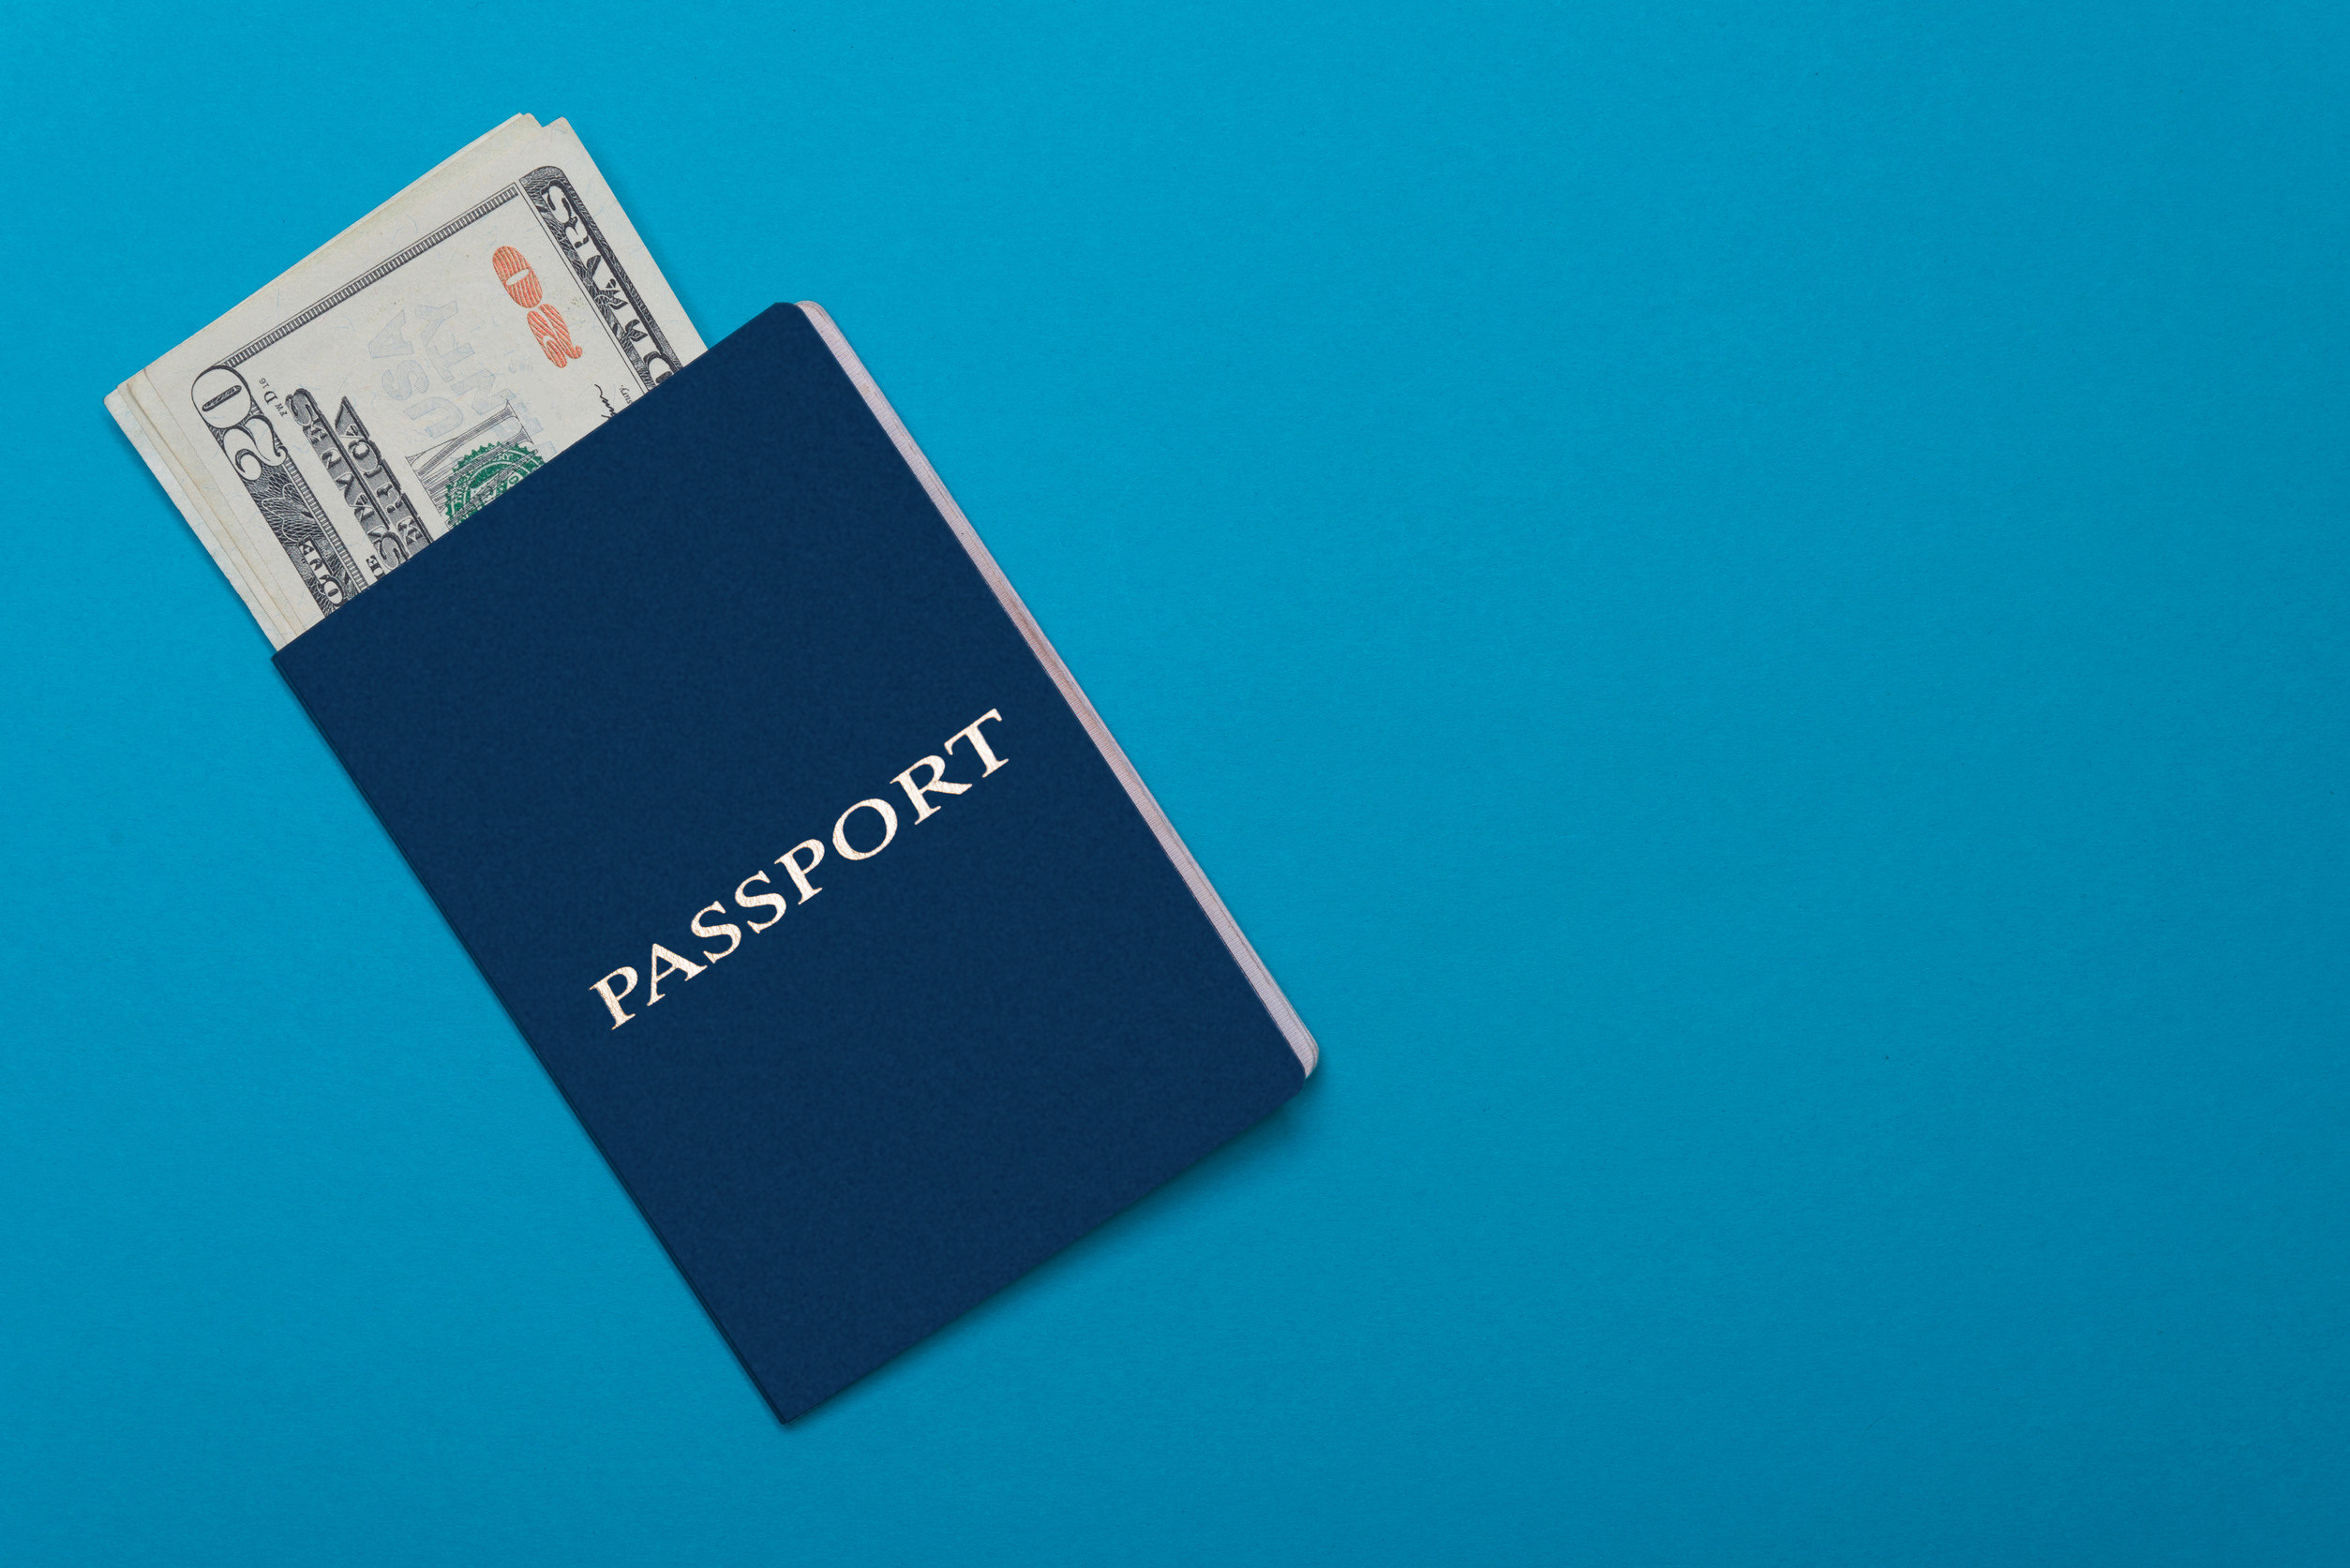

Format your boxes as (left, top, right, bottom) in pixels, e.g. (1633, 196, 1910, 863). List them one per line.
(109, 114, 704, 648)
(107, 119, 1318, 1422)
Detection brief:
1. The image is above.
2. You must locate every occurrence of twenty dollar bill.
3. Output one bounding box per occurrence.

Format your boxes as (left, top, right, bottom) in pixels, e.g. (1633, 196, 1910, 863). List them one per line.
(108, 116, 706, 647)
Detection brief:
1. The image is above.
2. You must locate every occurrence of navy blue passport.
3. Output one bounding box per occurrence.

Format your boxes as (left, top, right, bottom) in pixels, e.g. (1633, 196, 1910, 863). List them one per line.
(274, 303, 1318, 1421)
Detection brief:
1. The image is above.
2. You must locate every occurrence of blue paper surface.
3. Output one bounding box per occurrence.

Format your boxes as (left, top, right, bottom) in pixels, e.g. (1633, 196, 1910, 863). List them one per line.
(7, 0, 2350, 1561)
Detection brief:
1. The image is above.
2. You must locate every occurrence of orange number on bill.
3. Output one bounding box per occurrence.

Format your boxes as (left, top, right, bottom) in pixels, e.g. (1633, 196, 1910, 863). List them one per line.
(492, 247, 582, 366)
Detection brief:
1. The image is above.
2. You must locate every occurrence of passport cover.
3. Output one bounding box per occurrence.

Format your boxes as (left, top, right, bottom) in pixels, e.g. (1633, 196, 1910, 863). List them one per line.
(273, 303, 1318, 1421)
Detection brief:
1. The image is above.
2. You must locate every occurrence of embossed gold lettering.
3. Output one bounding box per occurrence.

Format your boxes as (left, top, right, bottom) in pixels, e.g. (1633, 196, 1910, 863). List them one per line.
(832, 799, 899, 860)
(587, 708, 1013, 1033)
(892, 754, 969, 822)
(646, 943, 705, 1004)
(734, 871, 788, 933)
(945, 709, 1010, 776)
(778, 840, 826, 902)
(691, 902, 743, 963)
(591, 965, 639, 1029)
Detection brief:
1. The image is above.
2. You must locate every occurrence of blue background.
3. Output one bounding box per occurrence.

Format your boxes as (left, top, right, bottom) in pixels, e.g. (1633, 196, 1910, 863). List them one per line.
(4, 0, 2345, 1561)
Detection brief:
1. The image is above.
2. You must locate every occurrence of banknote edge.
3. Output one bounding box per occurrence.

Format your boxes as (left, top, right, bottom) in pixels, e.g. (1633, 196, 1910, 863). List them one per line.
(532, 120, 710, 361)
(110, 118, 702, 650)
(106, 117, 548, 646)
(107, 381, 292, 646)
(106, 115, 543, 394)
(122, 370, 307, 643)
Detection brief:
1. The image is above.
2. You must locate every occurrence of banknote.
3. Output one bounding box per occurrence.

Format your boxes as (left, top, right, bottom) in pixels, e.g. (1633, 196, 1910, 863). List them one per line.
(108, 117, 705, 647)
(109, 114, 549, 642)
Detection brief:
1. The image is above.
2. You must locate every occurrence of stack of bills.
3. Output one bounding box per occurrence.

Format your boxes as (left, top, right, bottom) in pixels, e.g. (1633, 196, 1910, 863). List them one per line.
(108, 114, 705, 648)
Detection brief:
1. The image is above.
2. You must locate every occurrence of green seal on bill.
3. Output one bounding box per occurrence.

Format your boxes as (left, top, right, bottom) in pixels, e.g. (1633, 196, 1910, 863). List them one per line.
(442, 440, 545, 526)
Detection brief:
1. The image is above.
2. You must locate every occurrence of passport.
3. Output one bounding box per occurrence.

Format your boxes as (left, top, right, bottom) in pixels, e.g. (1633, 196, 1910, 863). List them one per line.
(274, 303, 1318, 1421)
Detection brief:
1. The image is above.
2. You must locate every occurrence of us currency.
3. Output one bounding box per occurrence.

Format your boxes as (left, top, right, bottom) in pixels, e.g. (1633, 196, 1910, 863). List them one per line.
(107, 113, 547, 640)
(108, 116, 706, 647)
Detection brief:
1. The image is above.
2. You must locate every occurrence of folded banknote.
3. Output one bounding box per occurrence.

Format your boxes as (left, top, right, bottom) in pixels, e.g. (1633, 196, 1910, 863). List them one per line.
(108, 115, 705, 647)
